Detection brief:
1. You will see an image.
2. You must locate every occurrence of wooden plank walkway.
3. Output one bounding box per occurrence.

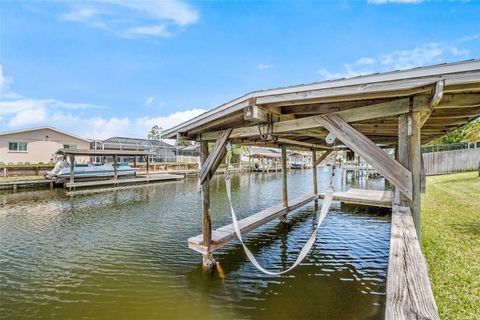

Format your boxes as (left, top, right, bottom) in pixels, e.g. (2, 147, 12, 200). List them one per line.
(188, 193, 318, 255)
(318, 188, 393, 208)
(386, 206, 439, 320)
(65, 174, 184, 189)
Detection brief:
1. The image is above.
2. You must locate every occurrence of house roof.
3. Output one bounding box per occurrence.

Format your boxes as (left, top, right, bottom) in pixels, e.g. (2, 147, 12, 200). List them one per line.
(248, 146, 281, 158)
(56, 149, 155, 156)
(101, 136, 174, 148)
(0, 126, 91, 142)
(163, 60, 480, 146)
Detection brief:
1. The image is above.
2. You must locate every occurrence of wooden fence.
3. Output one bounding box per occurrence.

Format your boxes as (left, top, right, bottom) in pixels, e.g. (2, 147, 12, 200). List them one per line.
(422, 148, 480, 175)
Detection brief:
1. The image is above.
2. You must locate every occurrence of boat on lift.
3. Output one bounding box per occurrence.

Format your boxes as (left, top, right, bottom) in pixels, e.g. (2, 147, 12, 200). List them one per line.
(45, 160, 138, 180)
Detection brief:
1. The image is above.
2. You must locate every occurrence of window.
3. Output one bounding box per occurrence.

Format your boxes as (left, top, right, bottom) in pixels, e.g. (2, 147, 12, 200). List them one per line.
(8, 142, 28, 152)
(63, 144, 78, 149)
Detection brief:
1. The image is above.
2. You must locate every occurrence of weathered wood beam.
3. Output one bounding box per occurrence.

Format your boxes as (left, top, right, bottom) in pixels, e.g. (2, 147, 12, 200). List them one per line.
(386, 206, 439, 320)
(200, 140, 213, 268)
(436, 93, 480, 108)
(281, 145, 288, 210)
(398, 111, 422, 239)
(276, 138, 331, 150)
(429, 105, 480, 118)
(202, 97, 424, 141)
(113, 155, 118, 180)
(258, 82, 434, 107)
(409, 112, 422, 238)
(69, 155, 75, 184)
(313, 150, 333, 167)
(420, 81, 444, 127)
(317, 114, 413, 199)
(312, 149, 318, 196)
(280, 98, 394, 115)
(199, 129, 232, 185)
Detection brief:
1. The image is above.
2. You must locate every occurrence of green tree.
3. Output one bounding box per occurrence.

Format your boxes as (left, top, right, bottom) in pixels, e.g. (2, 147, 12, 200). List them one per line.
(227, 144, 248, 163)
(176, 139, 192, 147)
(428, 120, 479, 145)
(148, 125, 162, 140)
(463, 121, 480, 143)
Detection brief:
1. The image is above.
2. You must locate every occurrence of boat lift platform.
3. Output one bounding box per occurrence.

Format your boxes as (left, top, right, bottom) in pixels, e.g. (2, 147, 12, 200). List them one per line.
(188, 193, 318, 254)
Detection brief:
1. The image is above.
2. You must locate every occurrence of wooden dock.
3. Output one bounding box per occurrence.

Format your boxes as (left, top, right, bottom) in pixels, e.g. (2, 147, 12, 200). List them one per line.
(386, 206, 439, 319)
(188, 193, 318, 255)
(0, 179, 55, 191)
(318, 188, 393, 208)
(65, 174, 184, 190)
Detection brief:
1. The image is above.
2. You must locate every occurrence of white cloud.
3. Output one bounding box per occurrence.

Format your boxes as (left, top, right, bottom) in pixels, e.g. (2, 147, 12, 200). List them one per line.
(0, 65, 206, 140)
(126, 25, 170, 38)
(317, 41, 470, 80)
(458, 33, 480, 43)
(317, 68, 365, 80)
(62, 0, 199, 39)
(368, 0, 424, 4)
(257, 64, 275, 70)
(0, 65, 12, 91)
(356, 57, 376, 65)
(144, 96, 155, 106)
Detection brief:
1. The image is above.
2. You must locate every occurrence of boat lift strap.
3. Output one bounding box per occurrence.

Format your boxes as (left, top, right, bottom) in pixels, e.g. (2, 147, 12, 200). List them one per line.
(224, 173, 334, 275)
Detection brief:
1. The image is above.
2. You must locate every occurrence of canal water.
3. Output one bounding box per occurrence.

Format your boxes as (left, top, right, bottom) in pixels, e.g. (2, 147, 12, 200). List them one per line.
(0, 168, 391, 320)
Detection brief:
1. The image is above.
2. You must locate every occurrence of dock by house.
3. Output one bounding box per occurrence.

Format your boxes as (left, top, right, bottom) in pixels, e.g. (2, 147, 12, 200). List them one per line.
(162, 60, 480, 319)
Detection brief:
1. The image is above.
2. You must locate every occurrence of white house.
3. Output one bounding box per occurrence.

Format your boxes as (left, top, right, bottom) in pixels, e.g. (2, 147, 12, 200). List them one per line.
(0, 127, 91, 165)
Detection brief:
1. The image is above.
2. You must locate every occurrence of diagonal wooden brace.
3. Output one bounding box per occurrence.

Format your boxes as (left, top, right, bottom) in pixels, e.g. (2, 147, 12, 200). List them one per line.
(199, 128, 233, 184)
(313, 150, 333, 167)
(316, 114, 413, 200)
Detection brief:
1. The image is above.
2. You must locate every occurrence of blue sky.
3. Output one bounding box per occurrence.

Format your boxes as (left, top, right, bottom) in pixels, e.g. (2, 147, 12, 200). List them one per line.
(1, 0, 479, 139)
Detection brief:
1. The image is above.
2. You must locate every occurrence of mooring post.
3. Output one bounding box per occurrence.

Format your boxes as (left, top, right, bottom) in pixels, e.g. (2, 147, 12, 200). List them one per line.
(280, 145, 288, 222)
(200, 140, 215, 269)
(69, 155, 75, 185)
(113, 155, 118, 181)
(146, 155, 149, 175)
(312, 148, 318, 208)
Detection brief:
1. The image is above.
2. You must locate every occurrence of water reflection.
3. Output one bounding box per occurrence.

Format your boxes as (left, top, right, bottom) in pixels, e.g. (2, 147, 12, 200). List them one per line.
(1, 168, 390, 319)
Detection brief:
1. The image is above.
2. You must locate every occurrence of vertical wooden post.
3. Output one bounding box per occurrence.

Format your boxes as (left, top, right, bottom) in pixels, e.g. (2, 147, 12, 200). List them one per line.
(69, 155, 75, 184)
(200, 140, 215, 269)
(398, 110, 422, 240)
(281, 144, 288, 209)
(409, 112, 422, 240)
(113, 155, 118, 180)
(133, 156, 137, 176)
(312, 149, 318, 209)
(397, 114, 409, 205)
(312, 149, 318, 195)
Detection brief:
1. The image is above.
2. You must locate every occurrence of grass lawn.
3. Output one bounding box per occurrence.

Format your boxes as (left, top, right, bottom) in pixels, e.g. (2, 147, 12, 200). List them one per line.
(422, 172, 480, 320)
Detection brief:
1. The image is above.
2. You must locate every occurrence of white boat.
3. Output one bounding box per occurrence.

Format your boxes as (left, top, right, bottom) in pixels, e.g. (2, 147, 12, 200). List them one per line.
(45, 160, 138, 179)
(290, 161, 304, 169)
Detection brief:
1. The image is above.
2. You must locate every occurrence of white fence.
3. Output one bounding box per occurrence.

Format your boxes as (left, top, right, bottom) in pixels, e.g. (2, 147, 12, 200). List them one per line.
(422, 148, 480, 175)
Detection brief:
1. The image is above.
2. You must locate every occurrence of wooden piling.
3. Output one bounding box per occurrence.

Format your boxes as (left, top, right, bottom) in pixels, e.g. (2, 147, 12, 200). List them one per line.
(69, 155, 75, 185)
(398, 109, 422, 239)
(281, 145, 288, 221)
(312, 149, 318, 194)
(113, 155, 118, 181)
(409, 112, 422, 240)
(200, 140, 214, 269)
(146, 156, 149, 175)
(312, 148, 318, 208)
